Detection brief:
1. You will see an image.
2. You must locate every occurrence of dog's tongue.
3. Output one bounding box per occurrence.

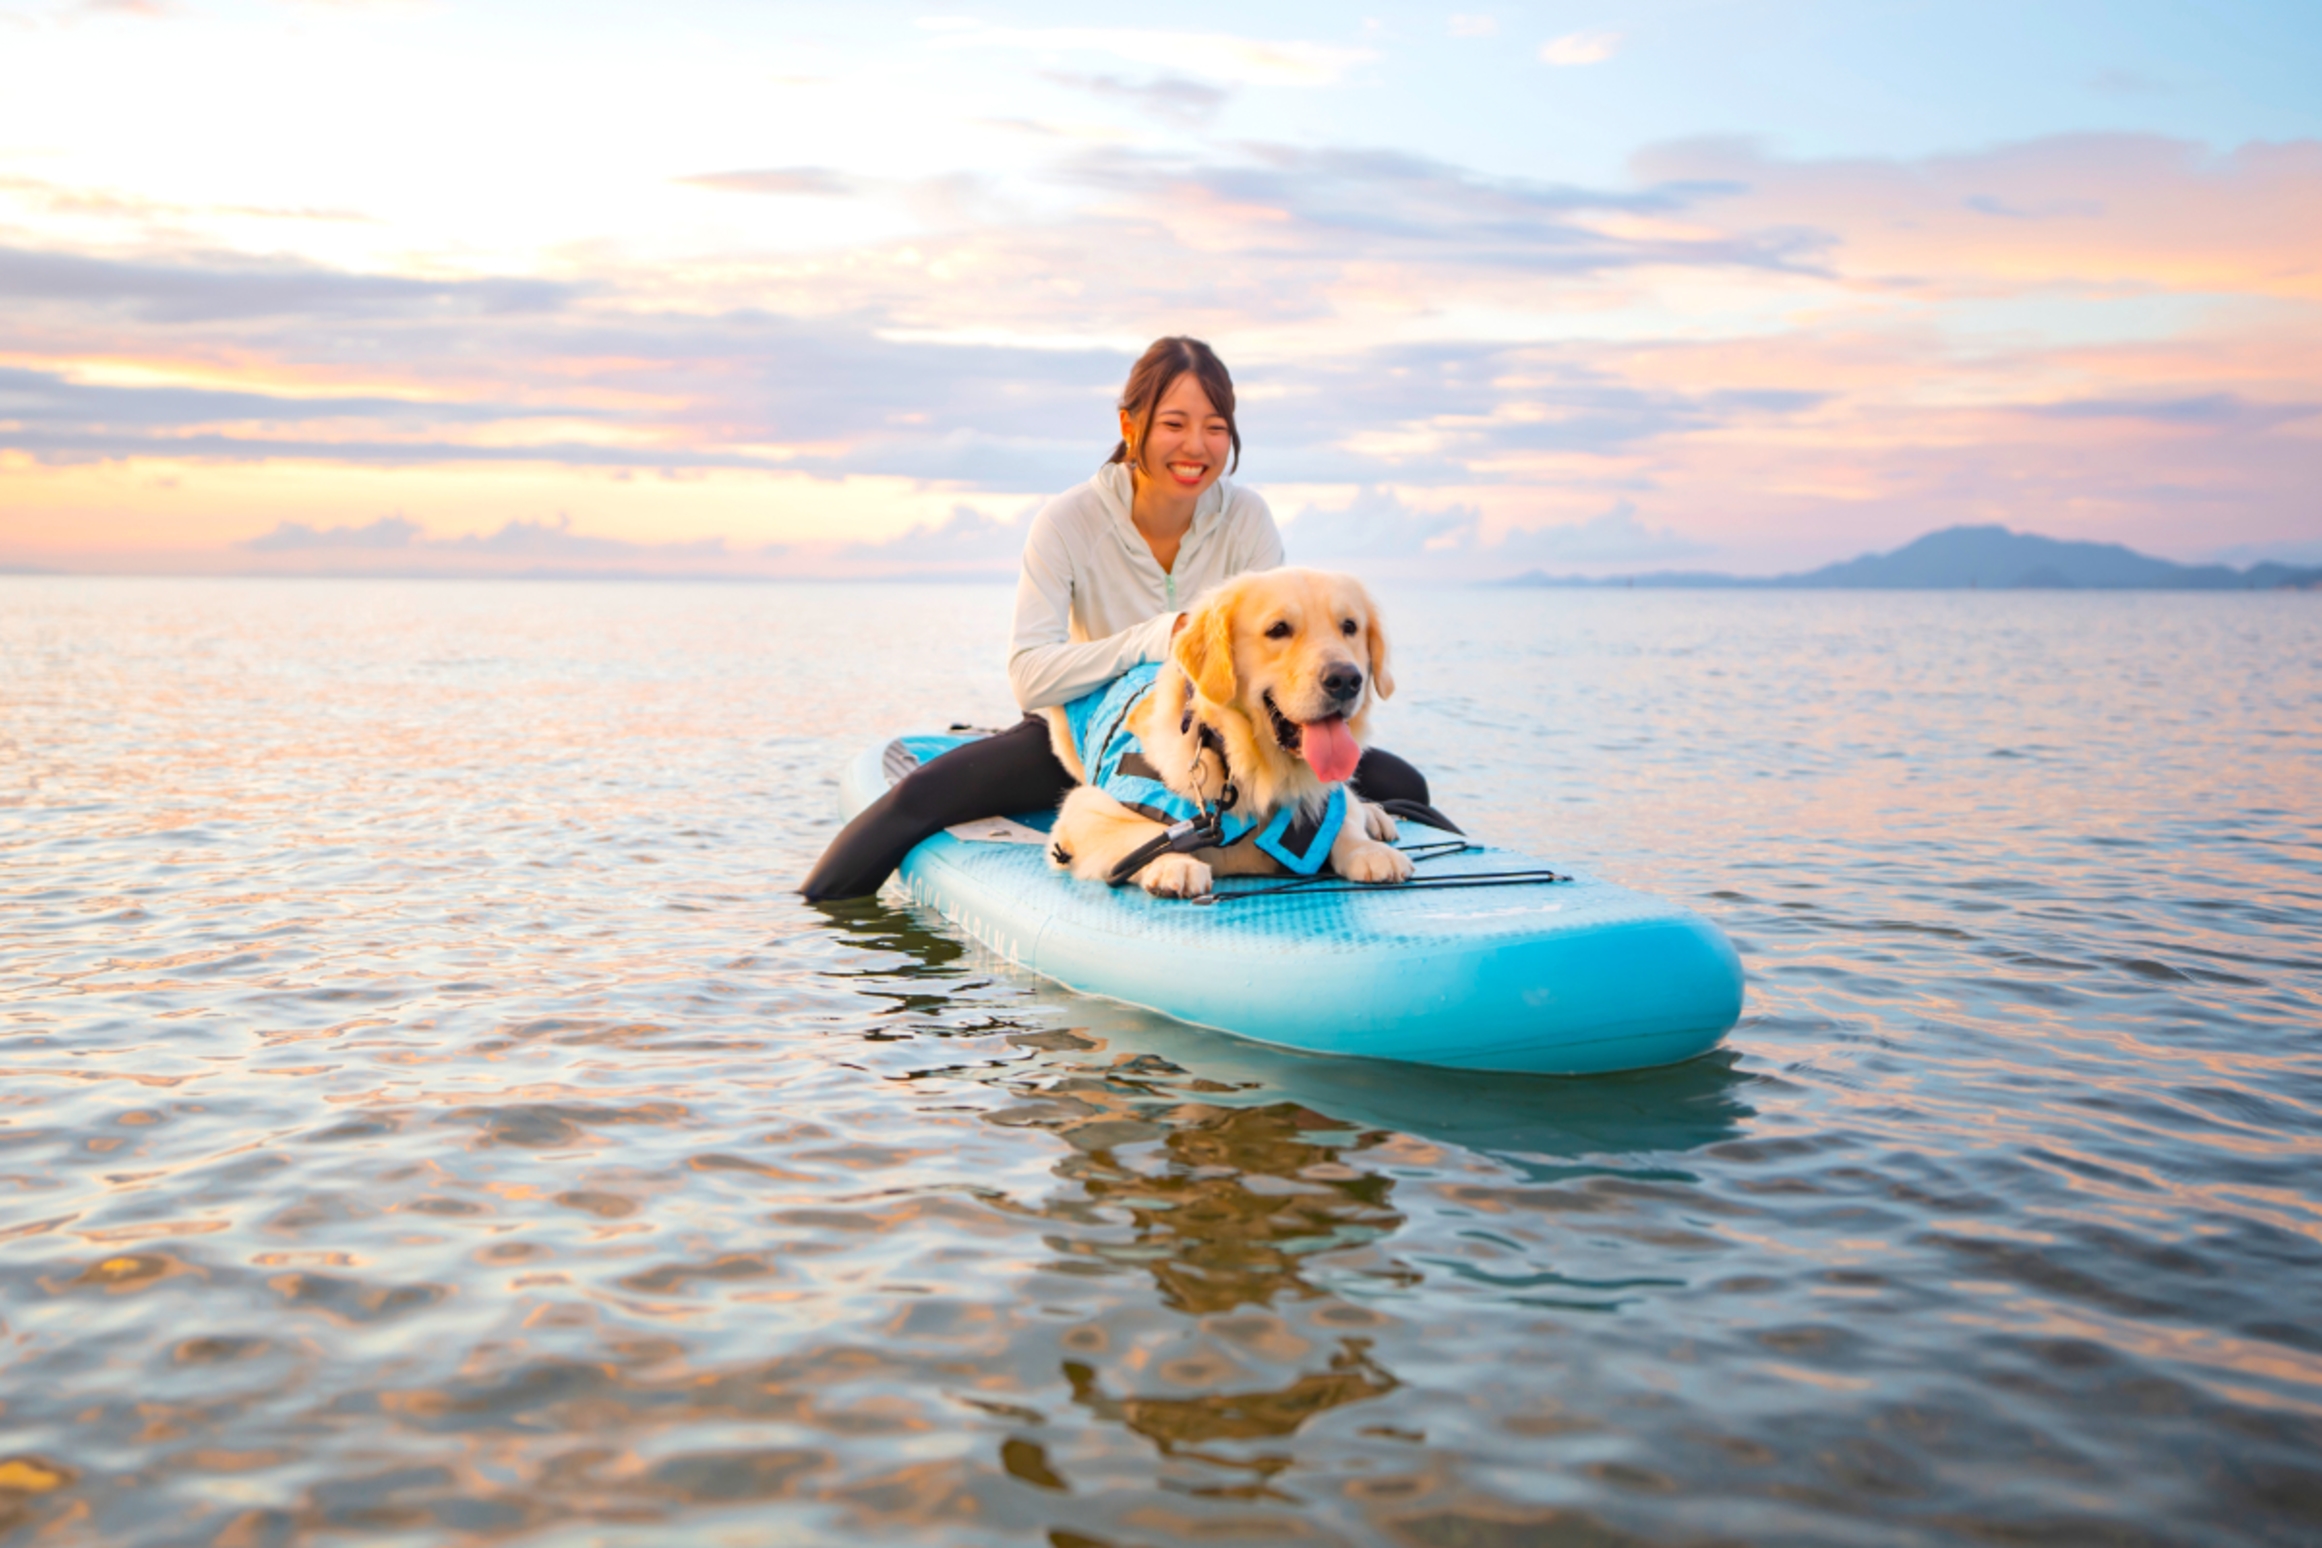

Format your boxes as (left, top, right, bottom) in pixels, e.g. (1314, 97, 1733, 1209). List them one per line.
(1300, 715, 1361, 783)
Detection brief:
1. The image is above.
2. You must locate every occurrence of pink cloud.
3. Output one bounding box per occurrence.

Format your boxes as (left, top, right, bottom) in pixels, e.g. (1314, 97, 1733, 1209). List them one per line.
(1636, 134, 2322, 301)
(4, 132, 2319, 572)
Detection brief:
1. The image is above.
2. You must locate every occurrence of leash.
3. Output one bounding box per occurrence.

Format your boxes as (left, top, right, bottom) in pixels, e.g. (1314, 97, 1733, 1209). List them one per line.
(1099, 724, 1239, 886)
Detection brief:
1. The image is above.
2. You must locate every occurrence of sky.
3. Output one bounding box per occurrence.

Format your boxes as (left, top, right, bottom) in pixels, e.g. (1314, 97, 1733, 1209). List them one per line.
(3, 0, 2320, 579)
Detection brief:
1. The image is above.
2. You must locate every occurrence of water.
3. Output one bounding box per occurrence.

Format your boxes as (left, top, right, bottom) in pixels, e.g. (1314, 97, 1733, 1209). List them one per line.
(3, 577, 2318, 1547)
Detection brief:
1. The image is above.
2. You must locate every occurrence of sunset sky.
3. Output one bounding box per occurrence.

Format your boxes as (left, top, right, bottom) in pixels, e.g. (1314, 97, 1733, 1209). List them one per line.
(4, 0, 2319, 578)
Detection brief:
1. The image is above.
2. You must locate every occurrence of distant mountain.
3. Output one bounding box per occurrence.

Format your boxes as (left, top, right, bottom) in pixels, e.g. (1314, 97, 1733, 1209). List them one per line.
(1782, 526, 2318, 589)
(1508, 524, 2322, 590)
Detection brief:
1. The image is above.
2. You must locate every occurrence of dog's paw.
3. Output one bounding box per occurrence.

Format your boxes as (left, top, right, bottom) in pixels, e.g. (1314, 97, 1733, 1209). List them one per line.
(1340, 841, 1415, 885)
(1360, 803, 1400, 842)
(1138, 853, 1213, 898)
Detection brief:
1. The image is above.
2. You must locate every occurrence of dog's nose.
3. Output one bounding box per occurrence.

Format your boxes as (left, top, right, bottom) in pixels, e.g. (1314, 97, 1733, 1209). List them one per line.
(1321, 663, 1364, 704)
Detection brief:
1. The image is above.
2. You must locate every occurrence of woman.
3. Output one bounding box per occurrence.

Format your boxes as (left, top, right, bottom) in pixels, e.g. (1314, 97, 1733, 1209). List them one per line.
(800, 336, 1433, 901)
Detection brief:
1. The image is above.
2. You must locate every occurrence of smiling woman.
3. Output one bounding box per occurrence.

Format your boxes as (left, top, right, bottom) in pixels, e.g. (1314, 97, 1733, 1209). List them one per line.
(1012, 338, 1261, 710)
(798, 336, 1434, 901)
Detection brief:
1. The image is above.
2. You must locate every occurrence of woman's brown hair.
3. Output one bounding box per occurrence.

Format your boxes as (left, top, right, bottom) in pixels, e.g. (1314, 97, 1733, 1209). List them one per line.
(1108, 336, 1241, 474)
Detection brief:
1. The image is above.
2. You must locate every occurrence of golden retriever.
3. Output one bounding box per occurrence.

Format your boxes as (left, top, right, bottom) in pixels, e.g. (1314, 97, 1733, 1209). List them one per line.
(1041, 567, 1416, 897)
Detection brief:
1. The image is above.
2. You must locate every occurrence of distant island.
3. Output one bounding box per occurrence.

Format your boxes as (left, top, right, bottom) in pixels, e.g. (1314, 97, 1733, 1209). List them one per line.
(1507, 525, 2322, 590)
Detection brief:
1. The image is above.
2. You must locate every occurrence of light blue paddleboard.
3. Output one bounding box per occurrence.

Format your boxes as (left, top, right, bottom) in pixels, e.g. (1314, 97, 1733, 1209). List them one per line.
(842, 733, 1744, 1075)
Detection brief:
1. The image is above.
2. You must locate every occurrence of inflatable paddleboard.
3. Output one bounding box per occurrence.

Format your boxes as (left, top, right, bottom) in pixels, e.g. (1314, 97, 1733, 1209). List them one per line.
(841, 733, 1744, 1075)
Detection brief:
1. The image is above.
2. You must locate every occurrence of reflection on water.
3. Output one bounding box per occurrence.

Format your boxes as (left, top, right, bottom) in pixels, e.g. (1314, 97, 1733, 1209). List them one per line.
(823, 899, 1758, 1184)
(3, 577, 2319, 1547)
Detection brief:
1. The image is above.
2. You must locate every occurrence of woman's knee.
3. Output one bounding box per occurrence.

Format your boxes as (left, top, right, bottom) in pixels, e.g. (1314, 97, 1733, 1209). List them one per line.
(1354, 747, 1429, 807)
(883, 766, 961, 829)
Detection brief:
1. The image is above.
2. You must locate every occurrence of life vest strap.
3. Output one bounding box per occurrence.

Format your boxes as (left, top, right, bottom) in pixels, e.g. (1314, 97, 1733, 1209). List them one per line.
(1066, 665, 1347, 883)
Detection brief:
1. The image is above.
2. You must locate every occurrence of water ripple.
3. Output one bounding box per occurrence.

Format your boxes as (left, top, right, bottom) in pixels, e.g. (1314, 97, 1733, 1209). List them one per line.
(2, 578, 2318, 1546)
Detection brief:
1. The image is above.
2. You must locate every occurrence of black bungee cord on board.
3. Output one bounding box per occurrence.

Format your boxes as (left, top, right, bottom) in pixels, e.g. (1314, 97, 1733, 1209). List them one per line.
(1188, 837, 1569, 907)
(1076, 713, 1572, 904)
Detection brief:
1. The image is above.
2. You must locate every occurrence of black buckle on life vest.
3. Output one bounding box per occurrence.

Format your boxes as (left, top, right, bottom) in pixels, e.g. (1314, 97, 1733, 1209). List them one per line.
(1188, 721, 1238, 815)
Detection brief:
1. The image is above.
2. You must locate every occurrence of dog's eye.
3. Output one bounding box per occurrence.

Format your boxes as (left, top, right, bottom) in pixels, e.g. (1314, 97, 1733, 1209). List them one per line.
(1340, 618, 1358, 636)
(1264, 621, 1292, 640)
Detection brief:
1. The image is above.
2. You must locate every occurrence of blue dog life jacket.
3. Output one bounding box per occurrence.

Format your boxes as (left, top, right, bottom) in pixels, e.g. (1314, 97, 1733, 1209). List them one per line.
(1061, 662, 1348, 876)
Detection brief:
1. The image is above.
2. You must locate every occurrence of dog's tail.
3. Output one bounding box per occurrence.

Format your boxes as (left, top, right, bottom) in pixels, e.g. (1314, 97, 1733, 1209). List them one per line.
(1040, 706, 1087, 784)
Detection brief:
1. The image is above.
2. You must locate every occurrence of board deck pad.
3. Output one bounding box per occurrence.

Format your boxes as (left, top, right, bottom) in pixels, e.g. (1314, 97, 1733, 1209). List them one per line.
(846, 733, 1743, 1074)
(945, 816, 1049, 845)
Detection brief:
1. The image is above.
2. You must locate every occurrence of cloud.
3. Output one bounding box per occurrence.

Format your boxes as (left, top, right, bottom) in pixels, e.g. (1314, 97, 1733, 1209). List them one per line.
(1541, 31, 1620, 66)
(8, 130, 2322, 572)
(1282, 486, 1479, 559)
(830, 502, 1029, 568)
(0, 365, 554, 431)
(13, 430, 791, 471)
(245, 514, 420, 550)
(444, 514, 725, 559)
(676, 167, 855, 197)
(1057, 142, 1795, 279)
(240, 512, 727, 566)
(1449, 16, 1499, 39)
(1282, 489, 1710, 576)
(0, 136, 1832, 485)
(1633, 133, 2322, 301)
(0, 173, 370, 225)
(1238, 345, 1833, 486)
(1491, 500, 1714, 566)
(1041, 72, 1231, 124)
(228, 506, 1026, 580)
(0, 362, 713, 471)
(1961, 193, 2104, 220)
(2028, 393, 2318, 429)
(0, 245, 569, 323)
(926, 24, 1375, 87)
(0, 299, 1133, 476)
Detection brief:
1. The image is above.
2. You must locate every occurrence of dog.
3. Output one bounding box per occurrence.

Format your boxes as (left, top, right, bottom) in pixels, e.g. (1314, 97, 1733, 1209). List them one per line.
(1041, 567, 1417, 898)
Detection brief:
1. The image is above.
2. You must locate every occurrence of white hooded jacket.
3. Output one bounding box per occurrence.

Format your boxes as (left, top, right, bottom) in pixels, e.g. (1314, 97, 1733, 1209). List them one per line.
(1006, 461, 1284, 711)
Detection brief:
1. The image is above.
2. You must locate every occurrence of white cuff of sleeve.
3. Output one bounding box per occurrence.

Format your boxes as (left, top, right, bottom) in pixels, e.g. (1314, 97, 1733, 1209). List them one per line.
(1137, 610, 1180, 665)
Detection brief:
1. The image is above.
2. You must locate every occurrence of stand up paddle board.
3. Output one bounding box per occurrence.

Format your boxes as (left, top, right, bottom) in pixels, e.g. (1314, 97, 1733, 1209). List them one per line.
(841, 732, 1744, 1075)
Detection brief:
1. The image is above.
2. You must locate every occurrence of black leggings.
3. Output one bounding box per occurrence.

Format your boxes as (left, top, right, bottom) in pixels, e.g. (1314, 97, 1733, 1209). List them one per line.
(800, 715, 1435, 900)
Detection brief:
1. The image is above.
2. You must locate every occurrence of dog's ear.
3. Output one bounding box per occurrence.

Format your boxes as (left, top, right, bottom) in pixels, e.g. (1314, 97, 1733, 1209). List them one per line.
(1172, 588, 1239, 705)
(1359, 584, 1394, 701)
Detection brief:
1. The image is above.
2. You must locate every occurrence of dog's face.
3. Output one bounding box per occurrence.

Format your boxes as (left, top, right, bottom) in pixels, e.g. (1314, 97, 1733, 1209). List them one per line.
(1172, 567, 1392, 788)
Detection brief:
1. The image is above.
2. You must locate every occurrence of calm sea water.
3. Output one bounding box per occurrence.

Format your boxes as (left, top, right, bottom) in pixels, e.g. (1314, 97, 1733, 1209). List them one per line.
(3, 577, 2319, 1547)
